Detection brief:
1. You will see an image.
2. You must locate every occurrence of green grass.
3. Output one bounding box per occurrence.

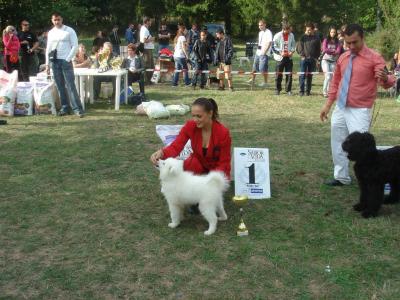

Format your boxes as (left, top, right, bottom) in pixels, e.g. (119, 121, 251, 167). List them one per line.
(1, 72, 400, 299)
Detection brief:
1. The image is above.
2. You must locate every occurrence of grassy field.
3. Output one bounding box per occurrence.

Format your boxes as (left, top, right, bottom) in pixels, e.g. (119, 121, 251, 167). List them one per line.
(1, 65, 400, 299)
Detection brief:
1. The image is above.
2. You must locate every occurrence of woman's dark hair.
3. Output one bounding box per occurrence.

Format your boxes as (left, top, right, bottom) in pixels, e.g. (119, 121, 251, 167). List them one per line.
(174, 25, 186, 44)
(326, 26, 338, 43)
(193, 98, 219, 120)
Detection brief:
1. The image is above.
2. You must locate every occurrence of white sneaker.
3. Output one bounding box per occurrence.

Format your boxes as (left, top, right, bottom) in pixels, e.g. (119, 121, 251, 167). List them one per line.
(258, 82, 267, 88)
(246, 78, 254, 84)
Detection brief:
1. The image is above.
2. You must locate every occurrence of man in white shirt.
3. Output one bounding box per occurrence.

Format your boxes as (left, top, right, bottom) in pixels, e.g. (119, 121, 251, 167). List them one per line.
(140, 16, 155, 84)
(248, 19, 272, 88)
(45, 12, 83, 117)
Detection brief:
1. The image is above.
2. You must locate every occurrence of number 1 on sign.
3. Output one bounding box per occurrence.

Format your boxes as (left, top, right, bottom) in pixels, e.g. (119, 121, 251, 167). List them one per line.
(246, 163, 256, 184)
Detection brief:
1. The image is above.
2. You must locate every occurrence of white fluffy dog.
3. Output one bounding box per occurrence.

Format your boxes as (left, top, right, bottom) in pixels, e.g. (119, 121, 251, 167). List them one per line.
(158, 158, 229, 235)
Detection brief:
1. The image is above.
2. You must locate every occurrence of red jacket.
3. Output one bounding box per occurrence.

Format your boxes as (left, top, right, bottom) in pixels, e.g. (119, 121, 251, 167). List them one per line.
(163, 120, 232, 179)
(3, 34, 20, 55)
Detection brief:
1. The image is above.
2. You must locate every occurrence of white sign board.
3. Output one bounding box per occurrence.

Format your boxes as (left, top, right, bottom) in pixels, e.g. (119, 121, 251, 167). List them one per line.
(234, 147, 271, 199)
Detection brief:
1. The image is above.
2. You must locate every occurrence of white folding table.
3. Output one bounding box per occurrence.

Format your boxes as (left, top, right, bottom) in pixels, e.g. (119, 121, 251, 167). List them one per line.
(74, 68, 128, 111)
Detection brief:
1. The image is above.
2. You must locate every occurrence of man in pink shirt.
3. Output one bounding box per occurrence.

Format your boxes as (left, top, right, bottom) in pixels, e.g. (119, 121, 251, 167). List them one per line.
(320, 24, 395, 186)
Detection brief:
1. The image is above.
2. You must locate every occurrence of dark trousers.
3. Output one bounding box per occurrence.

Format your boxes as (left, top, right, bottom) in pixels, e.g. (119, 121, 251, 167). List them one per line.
(191, 61, 208, 87)
(143, 49, 154, 84)
(128, 72, 145, 94)
(3, 55, 20, 73)
(94, 76, 116, 99)
(299, 58, 316, 93)
(20, 54, 38, 81)
(275, 57, 293, 92)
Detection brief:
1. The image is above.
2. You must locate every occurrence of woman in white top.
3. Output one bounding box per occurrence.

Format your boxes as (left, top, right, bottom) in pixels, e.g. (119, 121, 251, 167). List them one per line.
(172, 25, 190, 86)
(321, 27, 342, 97)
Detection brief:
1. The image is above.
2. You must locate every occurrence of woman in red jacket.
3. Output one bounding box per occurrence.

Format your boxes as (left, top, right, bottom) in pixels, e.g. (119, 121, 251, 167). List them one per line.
(2, 25, 21, 73)
(151, 97, 232, 180)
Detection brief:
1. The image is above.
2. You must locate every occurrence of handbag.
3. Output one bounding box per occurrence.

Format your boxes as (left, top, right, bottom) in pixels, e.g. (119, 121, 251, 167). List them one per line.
(48, 39, 60, 62)
(9, 53, 19, 63)
(137, 42, 144, 54)
(48, 49, 57, 62)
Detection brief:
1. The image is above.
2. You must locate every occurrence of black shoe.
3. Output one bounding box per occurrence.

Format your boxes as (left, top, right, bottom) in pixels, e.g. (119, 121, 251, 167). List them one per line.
(275, 90, 280, 95)
(306, 91, 311, 96)
(299, 92, 304, 96)
(324, 179, 344, 186)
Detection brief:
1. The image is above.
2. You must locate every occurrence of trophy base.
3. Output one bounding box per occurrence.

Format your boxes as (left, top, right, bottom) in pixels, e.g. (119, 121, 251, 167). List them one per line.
(237, 230, 249, 236)
(237, 219, 248, 236)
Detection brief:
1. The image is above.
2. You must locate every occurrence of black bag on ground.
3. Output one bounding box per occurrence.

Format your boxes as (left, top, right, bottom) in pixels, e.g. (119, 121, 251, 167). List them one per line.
(128, 93, 145, 106)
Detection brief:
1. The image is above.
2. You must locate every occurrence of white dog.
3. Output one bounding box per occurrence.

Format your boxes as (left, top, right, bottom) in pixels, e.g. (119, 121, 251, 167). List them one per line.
(158, 158, 229, 235)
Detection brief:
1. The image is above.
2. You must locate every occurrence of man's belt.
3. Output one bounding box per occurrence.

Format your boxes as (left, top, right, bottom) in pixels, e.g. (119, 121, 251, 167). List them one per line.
(257, 46, 262, 49)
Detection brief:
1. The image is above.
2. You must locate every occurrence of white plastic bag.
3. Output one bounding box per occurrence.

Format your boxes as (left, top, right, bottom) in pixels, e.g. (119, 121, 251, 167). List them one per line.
(15, 82, 34, 116)
(34, 81, 57, 115)
(144, 100, 170, 119)
(155, 125, 193, 160)
(0, 70, 18, 116)
(166, 104, 190, 116)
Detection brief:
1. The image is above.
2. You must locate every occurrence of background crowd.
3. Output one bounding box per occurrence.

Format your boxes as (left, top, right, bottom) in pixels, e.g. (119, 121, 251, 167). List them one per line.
(2, 15, 400, 102)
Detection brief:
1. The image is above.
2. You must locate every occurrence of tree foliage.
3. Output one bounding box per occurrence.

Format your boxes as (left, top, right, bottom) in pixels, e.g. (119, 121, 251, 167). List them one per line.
(0, 0, 387, 39)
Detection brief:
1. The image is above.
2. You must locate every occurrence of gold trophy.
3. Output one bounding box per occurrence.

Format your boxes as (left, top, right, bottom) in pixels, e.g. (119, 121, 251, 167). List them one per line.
(232, 195, 249, 236)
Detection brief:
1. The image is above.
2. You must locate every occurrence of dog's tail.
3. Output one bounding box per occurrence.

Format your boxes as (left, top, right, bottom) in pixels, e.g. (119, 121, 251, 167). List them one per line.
(207, 171, 230, 192)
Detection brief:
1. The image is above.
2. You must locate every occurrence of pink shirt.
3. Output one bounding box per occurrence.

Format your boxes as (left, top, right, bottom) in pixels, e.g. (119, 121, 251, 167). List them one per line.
(328, 45, 395, 108)
(2, 34, 20, 55)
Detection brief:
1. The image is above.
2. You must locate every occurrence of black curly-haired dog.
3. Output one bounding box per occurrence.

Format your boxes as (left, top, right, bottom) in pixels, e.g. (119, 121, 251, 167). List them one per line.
(342, 131, 400, 218)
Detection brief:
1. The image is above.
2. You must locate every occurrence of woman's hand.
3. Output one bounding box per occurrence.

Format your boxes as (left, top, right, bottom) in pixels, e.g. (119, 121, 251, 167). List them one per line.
(150, 149, 164, 165)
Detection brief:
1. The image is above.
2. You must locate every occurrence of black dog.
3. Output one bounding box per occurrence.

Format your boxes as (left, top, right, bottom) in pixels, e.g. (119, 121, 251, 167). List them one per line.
(342, 131, 400, 218)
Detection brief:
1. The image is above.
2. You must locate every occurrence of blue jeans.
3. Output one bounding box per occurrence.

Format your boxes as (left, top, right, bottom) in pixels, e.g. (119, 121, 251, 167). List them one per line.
(191, 61, 208, 87)
(172, 57, 190, 86)
(51, 59, 83, 113)
(252, 54, 268, 72)
(299, 58, 316, 93)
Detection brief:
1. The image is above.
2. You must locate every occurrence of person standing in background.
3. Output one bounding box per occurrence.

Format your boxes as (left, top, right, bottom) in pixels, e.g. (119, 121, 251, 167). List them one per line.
(125, 23, 136, 44)
(247, 19, 272, 88)
(140, 17, 155, 84)
(172, 25, 190, 87)
(37, 30, 48, 66)
(187, 23, 199, 54)
(296, 22, 321, 96)
(158, 23, 171, 51)
(45, 12, 84, 117)
(109, 25, 121, 55)
(215, 28, 234, 91)
(273, 23, 296, 95)
(321, 27, 342, 97)
(2, 26, 20, 73)
(191, 30, 213, 89)
(18, 19, 39, 81)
